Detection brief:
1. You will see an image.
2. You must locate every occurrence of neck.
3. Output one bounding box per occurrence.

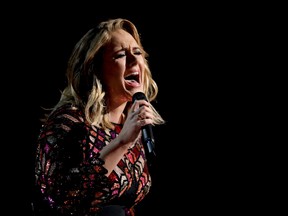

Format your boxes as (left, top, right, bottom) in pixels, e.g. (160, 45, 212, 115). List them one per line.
(108, 102, 127, 124)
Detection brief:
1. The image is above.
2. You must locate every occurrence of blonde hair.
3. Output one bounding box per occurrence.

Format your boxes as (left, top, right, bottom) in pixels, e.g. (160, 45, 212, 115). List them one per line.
(47, 18, 164, 129)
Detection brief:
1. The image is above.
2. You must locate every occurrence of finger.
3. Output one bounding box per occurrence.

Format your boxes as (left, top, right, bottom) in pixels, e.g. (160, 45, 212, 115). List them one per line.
(133, 99, 150, 110)
(137, 106, 154, 119)
(137, 118, 153, 127)
(137, 112, 147, 120)
(137, 112, 153, 120)
(138, 119, 146, 127)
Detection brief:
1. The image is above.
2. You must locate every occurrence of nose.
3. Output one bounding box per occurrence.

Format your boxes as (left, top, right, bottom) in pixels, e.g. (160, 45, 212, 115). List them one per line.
(127, 52, 137, 66)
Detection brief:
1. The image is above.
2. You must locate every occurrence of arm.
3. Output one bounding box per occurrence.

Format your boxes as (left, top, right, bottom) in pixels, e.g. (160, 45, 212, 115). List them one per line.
(34, 107, 109, 215)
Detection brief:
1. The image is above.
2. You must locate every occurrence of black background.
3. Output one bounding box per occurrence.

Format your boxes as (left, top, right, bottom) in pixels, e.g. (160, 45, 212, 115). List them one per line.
(2, 3, 271, 215)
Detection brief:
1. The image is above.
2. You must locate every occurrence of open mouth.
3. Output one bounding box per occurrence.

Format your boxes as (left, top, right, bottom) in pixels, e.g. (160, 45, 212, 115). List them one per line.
(124, 72, 140, 84)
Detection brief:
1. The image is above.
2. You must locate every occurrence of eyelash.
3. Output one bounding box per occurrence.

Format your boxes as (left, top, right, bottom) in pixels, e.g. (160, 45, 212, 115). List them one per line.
(114, 51, 142, 59)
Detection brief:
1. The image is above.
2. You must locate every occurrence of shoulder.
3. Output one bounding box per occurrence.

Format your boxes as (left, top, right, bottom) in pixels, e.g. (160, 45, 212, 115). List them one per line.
(48, 104, 85, 123)
(40, 104, 86, 135)
(38, 104, 88, 145)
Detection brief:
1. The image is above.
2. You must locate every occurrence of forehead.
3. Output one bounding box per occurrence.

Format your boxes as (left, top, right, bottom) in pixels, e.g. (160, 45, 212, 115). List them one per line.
(108, 29, 138, 49)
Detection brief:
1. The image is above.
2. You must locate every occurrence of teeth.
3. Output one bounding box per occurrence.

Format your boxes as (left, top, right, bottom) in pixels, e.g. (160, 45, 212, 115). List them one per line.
(125, 72, 139, 78)
(130, 72, 139, 76)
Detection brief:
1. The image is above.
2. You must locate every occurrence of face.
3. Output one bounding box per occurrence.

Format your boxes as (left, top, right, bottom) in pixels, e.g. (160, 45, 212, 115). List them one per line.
(101, 29, 145, 104)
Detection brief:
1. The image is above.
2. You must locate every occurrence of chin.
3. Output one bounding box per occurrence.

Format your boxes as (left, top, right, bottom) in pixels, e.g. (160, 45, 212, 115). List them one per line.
(130, 89, 144, 95)
(123, 89, 140, 102)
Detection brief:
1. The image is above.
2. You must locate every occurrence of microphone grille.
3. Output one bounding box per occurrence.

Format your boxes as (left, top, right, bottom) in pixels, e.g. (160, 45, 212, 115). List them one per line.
(132, 92, 147, 103)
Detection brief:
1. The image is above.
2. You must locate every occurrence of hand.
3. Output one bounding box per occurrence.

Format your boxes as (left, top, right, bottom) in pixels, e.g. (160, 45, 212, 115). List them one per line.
(118, 100, 154, 147)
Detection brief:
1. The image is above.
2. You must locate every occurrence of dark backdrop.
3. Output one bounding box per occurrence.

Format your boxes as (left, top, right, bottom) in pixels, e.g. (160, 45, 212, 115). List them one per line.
(2, 3, 267, 215)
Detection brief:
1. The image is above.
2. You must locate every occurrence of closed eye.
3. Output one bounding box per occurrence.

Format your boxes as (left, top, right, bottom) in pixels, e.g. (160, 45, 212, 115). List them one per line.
(114, 48, 143, 59)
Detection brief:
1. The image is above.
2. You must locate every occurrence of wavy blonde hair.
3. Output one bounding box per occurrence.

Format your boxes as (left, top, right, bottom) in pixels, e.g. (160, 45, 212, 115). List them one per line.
(47, 18, 164, 130)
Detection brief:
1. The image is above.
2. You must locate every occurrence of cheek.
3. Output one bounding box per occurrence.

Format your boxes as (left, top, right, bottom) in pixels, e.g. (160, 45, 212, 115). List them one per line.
(103, 65, 125, 87)
(139, 57, 146, 69)
(139, 61, 146, 76)
(103, 62, 124, 78)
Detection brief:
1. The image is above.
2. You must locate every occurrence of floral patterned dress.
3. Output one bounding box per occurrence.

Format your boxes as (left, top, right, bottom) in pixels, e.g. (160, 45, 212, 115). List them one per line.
(33, 104, 151, 215)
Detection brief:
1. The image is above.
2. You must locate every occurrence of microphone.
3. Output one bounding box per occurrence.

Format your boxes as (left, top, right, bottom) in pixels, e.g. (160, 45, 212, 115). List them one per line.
(132, 92, 156, 161)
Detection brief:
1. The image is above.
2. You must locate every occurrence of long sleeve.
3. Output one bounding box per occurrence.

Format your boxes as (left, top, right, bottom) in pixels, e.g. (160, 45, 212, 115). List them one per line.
(33, 104, 152, 216)
(34, 105, 110, 215)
